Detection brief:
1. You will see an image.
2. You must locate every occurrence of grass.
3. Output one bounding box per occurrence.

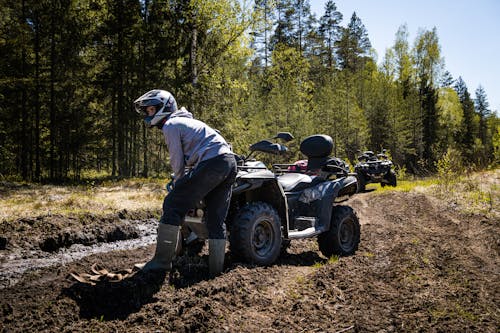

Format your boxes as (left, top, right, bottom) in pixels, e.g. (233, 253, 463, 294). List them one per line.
(1, 169, 497, 222)
(368, 168, 499, 219)
(363, 251, 375, 258)
(0, 178, 166, 222)
(313, 255, 340, 268)
(369, 178, 440, 193)
(432, 169, 499, 218)
(428, 303, 479, 323)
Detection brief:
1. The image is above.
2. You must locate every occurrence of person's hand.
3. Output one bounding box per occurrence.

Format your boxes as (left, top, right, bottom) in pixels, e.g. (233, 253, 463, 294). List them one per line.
(166, 180, 174, 192)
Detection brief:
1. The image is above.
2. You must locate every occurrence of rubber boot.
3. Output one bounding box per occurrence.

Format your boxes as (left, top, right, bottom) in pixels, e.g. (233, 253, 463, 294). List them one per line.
(135, 224, 180, 272)
(208, 239, 226, 278)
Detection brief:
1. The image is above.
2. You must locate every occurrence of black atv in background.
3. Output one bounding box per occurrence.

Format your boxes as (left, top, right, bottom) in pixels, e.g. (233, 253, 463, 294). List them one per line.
(354, 150, 397, 192)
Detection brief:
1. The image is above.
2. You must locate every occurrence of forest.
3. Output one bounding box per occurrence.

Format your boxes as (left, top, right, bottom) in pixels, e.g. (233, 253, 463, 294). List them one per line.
(0, 0, 498, 182)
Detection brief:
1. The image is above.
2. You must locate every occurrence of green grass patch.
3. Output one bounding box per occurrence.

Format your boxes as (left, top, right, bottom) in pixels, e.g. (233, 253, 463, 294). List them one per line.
(328, 255, 339, 264)
(428, 303, 479, 323)
(370, 178, 439, 193)
(312, 261, 324, 269)
(367, 169, 499, 219)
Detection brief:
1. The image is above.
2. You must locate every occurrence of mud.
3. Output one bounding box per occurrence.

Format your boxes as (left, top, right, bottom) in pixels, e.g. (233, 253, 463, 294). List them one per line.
(0, 211, 159, 289)
(1, 191, 499, 332)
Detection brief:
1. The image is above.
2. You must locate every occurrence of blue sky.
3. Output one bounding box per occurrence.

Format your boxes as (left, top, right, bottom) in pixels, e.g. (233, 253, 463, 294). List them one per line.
(309, 0, 500, 114)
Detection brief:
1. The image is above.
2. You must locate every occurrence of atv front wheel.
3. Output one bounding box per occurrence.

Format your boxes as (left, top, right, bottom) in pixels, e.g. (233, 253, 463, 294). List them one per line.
(356, 173, 366, 192)
(318, 206, 360, 257)
(230, 202, 282, 266)
(387, 170, 397, 187)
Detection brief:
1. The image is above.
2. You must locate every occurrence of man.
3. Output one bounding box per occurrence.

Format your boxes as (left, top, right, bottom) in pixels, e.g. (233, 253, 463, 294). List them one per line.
(134, 89, 237, 277)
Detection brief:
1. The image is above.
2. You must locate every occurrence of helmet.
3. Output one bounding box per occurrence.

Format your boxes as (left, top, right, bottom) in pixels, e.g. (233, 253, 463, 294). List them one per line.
(134, 90, 178, 127)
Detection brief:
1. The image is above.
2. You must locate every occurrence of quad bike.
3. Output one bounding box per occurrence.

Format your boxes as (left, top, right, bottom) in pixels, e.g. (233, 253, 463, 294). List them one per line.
(179, 132, 292, 255)
(354, 149, 397, 192)
(181, 133, 360, 265)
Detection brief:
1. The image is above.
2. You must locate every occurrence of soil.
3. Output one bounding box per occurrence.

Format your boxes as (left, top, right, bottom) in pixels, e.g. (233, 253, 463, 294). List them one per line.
(1, 190, 499, 332)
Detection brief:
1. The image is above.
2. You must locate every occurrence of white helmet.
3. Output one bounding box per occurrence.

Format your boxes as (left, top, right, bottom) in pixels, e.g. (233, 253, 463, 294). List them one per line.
(134, 90, 177, 127)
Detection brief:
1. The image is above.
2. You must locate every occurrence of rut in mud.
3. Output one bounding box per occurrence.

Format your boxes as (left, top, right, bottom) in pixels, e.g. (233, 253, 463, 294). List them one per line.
(0, 212, 159, 289)
(1, 190, 499, 332)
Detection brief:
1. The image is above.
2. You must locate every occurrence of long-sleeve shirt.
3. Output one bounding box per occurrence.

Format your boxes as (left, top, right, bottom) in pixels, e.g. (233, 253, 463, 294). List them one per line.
(162, 107, 232, 179)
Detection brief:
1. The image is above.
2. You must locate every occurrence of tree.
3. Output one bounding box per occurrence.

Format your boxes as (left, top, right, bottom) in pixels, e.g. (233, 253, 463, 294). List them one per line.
(251, 0, 276, 69)
(271, 0, 315, 54)
(267, 45, 313, 145)
(440, 70, 454, 88)
(454, 77, 478, 162)
(475, 85, 493, 165)
(318, 0, 343, 70)
(413, 28, 443, 166)
(475, 85, 491, 145)
(389, 24, 420, 168)
(335, 12, 371, 72)
(0, 0, 496, 181)
(436, 87, 463, 152)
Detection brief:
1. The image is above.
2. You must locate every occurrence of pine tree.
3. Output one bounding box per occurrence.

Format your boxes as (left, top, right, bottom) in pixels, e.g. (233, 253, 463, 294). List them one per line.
(318, 0, 343, 70)
(272, 0, 315, 54)
(251, 0, 276, 69)
(454, 77, 478, 162)
(335, 12, 371, 72)
(440, 70, 454, 88)
(475, 85, 492, 165)
(475, 85, 491, 145)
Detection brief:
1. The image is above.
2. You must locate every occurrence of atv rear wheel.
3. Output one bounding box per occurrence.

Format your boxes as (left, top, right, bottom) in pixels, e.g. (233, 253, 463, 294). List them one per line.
(230, 202, 282, 266)
(318, 206, 360, 257)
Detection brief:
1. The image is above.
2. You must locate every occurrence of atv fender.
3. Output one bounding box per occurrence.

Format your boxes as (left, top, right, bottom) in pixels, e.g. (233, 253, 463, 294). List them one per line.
(233, 171, 290, 237)
(336, 175, 358, 200)
(298, 180, 342, 233)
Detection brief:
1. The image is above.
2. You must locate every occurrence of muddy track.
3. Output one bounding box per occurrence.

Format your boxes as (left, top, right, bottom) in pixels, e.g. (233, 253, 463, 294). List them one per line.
(0, 211, 159, 289)
(1, 191, 499, 332)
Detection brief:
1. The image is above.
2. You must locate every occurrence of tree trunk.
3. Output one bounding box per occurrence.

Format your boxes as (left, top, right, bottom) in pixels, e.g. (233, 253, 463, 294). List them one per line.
(20, 0, 29, 180)
(117, 0, 127, 177)
(50, 0, 57, 180)
(190, 25, 198, 113)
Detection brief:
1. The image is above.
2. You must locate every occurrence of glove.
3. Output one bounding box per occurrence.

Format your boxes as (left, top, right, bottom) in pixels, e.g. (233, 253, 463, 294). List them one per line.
(166, 180, 174, 193)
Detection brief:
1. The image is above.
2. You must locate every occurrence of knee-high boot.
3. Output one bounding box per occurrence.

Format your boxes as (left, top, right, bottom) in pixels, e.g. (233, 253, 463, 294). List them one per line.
(136, 224, 180, 272)
(208, 239, 226, 277)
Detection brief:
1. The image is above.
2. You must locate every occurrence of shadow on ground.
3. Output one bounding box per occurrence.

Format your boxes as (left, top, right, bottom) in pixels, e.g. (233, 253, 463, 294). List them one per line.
(63, 270, 167, 320)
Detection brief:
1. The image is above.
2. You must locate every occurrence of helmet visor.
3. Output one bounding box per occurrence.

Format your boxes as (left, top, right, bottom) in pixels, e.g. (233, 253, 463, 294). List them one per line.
(134, 99, 161, 116)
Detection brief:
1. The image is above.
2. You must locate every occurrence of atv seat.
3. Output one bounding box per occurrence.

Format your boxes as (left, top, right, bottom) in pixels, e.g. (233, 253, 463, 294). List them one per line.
(300, 135, 334, 171)
(278, 173, 320, 192)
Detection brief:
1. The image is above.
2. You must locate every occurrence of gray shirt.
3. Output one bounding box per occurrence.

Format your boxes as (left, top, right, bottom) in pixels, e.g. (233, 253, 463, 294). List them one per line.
(162, 107, 232, 179)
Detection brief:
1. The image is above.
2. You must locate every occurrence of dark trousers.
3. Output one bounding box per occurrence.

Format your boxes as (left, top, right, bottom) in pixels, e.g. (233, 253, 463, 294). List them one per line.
(160, 153, 237, 239)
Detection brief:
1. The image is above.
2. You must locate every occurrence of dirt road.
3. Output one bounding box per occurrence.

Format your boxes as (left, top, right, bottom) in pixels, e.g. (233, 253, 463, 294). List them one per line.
(1, 190, 498, 332)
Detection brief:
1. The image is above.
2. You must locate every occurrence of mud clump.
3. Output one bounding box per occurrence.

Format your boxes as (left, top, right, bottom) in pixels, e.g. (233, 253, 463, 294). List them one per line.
(0, 236, 7, 250)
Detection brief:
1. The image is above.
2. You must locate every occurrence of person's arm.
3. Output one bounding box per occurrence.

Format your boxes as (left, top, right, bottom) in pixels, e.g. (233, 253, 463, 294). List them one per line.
(163, 124, 185, 181)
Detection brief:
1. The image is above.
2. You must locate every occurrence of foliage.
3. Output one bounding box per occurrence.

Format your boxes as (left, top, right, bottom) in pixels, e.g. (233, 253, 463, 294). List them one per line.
(436, 147, 464, 188)
(0, 0, 497, 182)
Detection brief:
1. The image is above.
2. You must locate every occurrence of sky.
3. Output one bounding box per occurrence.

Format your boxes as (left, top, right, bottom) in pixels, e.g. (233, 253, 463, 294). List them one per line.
(309, 0, 500, 114)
